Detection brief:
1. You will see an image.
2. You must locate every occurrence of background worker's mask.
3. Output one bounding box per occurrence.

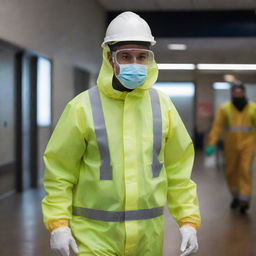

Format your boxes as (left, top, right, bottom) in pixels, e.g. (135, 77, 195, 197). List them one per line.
(232, 96, 248, 111)
(112, 48, 154, 89)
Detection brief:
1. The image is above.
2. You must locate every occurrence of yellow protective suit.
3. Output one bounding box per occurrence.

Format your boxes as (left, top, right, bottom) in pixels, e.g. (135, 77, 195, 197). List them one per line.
(42, 46, 200, 256)
(208, 101, 256, 201)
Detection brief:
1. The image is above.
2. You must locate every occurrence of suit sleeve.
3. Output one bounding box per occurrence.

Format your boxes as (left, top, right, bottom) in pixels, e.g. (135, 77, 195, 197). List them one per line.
(42, 102, 86, 230)
(165, 101, 201, 229)
(208, 106, 226, 146)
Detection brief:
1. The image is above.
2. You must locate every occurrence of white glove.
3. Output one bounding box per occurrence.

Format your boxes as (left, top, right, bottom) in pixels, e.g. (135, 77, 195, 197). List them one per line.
(179, 225, 198, 256)
(50, 227, 79, 256)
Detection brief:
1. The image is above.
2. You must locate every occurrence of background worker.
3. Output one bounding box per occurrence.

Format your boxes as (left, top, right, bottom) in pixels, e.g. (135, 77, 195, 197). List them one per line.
(206, 83, 256, 214)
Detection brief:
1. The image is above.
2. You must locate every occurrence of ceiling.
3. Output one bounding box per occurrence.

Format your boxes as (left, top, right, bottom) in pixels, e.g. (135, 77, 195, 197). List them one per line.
(97, 0, 256, 66)
(97, 0, 256, 11)
(154, 38, 256, 64)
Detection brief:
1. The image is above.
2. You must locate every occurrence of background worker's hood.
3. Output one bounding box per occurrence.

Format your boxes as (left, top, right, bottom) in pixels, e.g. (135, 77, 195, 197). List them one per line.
(96, 45, 159, 100)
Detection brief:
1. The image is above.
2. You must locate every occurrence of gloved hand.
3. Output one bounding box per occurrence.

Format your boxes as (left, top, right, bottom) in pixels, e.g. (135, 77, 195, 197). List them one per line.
(179, 225, 198, 256)
(50, 226, 79, 256)
(205, 145, 216, 156)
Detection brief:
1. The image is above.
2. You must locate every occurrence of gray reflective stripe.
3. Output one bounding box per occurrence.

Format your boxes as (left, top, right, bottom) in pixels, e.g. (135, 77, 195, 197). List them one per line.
(73, 206, 164, 222)
(226, 126, 253, 132)
(149, 88, 163, 177)
(239, 194, 250, 202)
(89, 87, 112, 180)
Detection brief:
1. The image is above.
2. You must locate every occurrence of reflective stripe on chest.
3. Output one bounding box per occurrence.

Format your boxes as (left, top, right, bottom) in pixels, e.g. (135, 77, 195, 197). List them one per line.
(88, 86, 163, 180)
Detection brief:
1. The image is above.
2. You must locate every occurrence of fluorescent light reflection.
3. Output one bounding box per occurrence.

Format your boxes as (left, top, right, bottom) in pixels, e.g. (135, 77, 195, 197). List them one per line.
(197, 64, 256, 70)
(168, 44, 187, 50)
(157, 63, 256, 71)
(37, 57, 52, 126)
(213, 82, 231, 90)
(158, 63, 195, 70)
(154, 82, 195, 97)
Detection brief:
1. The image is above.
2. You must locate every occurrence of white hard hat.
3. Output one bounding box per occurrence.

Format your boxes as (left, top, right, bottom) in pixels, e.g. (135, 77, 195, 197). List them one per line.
(102, 11, 156, 47)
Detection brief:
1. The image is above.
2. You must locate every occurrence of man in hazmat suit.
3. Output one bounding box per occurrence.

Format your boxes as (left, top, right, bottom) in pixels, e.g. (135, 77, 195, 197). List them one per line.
(42, 11, 201, 256)
(206, 83, 256, 214)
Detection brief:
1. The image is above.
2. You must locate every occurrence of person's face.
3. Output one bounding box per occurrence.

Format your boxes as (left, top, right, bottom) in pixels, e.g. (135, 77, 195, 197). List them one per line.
(108, 44, 152, 75)
(232, 88, 245, 98)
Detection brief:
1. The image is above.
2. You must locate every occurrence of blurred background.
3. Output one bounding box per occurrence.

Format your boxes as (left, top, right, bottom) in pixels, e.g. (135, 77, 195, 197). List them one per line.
(0, 0, 256, 255)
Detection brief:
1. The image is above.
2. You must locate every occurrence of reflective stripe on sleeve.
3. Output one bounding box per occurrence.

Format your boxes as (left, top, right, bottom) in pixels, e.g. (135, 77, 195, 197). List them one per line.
(226, 126, 253, 132)
(239, 194, 250, 202)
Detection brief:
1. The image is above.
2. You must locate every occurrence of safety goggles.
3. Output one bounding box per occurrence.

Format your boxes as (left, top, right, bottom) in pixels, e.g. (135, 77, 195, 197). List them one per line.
(112, 48, 154, 66)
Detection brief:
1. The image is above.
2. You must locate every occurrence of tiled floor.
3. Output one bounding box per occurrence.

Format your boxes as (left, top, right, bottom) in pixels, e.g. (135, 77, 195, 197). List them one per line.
(0, 151, 255, 255)
(164, 151, 256, 256)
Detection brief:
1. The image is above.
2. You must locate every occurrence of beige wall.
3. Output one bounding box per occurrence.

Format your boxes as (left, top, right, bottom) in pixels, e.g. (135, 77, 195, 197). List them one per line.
(0, 0, 105, 71)
(0, 0, 106, 180)
(0, 0, 105, 122)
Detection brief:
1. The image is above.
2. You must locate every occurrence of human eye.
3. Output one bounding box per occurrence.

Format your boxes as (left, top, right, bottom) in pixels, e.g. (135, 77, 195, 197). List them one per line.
(137, 53, 148, 62)
(116, 52, 132, 64)
(122, 53, 131, 60)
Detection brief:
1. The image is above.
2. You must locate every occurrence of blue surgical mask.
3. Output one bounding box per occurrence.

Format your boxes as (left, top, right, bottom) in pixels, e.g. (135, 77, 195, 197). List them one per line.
(116, 64, 147, 89)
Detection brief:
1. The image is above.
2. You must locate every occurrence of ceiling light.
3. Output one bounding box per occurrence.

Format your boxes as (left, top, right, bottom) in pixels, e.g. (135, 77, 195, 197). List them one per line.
(157, 63, 195, 70)
(213, 82, 231, 90)
(197, 64, 256, 70)
(223, 74, 237, 82)
(168, 44, 187, 50)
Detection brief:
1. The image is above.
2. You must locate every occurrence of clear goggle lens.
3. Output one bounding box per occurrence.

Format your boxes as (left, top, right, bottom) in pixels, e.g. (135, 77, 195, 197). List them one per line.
(112, 48, 154, 67)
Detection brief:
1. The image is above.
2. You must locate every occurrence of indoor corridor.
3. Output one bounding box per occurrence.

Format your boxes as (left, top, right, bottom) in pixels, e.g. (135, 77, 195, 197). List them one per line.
(1, 1, 256, 256)
(0, 151, 255, 256)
